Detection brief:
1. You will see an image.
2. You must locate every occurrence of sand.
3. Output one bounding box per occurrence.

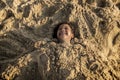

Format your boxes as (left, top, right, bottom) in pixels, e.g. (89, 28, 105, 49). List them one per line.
(0, 0, 120, 80)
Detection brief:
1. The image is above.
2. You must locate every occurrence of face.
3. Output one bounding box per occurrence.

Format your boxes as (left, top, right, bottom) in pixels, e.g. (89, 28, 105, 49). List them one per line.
(57, 24, 74, 43)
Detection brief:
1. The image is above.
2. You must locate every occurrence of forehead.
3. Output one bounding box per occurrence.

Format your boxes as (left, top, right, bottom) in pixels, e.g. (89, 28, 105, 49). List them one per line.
(59, 24, 71, 28)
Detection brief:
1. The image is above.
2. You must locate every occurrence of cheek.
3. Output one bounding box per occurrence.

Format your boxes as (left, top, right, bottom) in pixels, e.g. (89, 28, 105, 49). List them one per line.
(68, 32, 74, 38)
(57, 31, 59, 38)
(68, 31, 72, 36)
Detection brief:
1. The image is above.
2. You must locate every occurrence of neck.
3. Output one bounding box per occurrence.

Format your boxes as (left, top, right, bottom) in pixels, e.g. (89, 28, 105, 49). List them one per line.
(59, 40, 71, 46)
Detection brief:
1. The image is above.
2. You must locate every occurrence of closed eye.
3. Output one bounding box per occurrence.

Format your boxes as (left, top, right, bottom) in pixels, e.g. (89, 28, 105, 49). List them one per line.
(65, 28, 68, 30)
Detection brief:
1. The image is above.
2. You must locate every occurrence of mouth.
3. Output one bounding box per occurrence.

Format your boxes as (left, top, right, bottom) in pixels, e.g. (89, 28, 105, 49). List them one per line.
(59, 31, 67, 36)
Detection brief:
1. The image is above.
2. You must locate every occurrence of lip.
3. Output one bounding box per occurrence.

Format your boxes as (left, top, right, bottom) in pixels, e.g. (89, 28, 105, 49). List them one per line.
(59, 31, 67, 36)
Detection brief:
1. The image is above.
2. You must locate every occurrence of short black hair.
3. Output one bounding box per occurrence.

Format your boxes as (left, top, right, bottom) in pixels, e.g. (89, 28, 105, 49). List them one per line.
(52, 22, 74, 39)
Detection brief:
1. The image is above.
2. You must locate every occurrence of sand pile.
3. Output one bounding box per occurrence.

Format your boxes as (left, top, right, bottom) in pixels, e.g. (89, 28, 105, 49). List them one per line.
(0, 0, 120, 80)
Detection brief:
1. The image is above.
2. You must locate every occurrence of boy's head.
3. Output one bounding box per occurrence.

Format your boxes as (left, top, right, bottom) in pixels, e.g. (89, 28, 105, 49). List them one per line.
(53, 22, 74, 44)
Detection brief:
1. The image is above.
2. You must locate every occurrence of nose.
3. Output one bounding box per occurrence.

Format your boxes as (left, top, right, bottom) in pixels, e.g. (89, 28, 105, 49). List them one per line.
(61, 28, 65, 32)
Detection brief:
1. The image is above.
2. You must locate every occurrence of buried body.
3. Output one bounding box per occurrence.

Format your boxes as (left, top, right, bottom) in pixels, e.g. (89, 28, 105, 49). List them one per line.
(35, 22, 83, 80)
